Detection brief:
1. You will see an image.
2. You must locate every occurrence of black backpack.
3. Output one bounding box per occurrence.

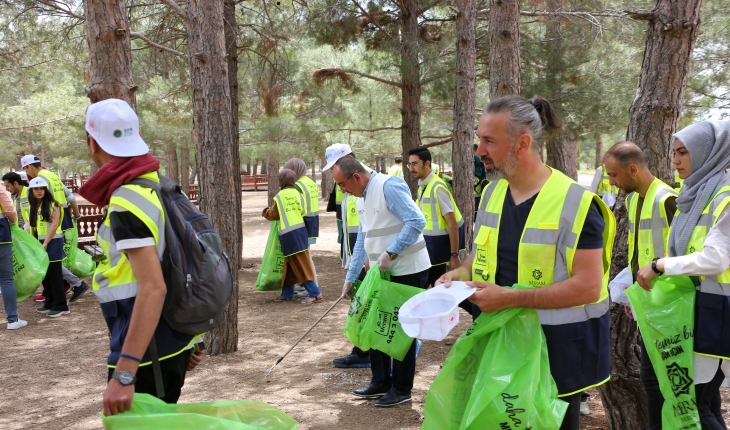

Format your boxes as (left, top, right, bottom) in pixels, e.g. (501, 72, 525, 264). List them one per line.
(129, 176, 234, 336)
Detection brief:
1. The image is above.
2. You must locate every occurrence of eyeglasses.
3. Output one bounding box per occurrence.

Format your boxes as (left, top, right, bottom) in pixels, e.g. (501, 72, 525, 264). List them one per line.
(336, 173, 354, 189)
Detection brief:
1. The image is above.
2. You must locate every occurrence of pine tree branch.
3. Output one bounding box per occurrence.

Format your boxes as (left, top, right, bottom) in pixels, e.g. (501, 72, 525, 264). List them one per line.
(423, 137, 452, 148)
(160, 0, 187, 20)
(313, 67, 402, 88)
(0, 59, 56, 72)
(35, 0, 85, 21)
(0, 114, 83, 131)
(322, 126, 402, 133)
(351, 0, 395, 41)
(417, 0, 447, 17)
(130, 32, 188, 59)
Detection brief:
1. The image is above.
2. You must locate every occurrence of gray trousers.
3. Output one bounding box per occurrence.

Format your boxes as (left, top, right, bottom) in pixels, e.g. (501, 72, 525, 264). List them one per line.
(62, 266, 81, 287)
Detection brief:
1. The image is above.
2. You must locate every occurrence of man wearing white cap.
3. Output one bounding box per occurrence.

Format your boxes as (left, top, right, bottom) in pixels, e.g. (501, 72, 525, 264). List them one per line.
(79, 98, 201, 415)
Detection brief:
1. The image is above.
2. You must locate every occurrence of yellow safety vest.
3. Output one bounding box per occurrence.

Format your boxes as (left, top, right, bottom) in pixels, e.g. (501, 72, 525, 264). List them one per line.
(344, 194, 360, 256)
(595, 166, 616, 197)
(274, 187, 308, 257)
(387, 164, 403, 177)
(432, 163, 440, 176)
(19, 187, 30, 227)
(32, 204, 64, 239)
(472, 167, 616, 396)
(681, 185, 730, 360)
(295, 176, 319, 216)
(626, 178, 676, 269)
(674, 172, 684, 192)
(37, 169, 68, 208)
(416, 173, 464, 265)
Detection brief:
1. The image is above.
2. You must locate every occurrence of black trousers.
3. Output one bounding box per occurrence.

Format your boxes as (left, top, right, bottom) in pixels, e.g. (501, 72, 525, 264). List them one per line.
(108, 349, 192, 404)
(426, 264, 447, 289)
(369, 268, 429, 395)
(559, 392, 582, 430)
(43, 261, 68, 312)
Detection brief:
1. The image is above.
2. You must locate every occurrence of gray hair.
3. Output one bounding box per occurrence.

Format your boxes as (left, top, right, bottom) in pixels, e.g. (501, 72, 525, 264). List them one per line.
(483, 95, 562, 147)
(335, 156, 367, 176)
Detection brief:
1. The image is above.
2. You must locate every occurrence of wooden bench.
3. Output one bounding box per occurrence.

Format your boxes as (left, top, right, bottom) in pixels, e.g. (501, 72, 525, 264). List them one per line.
(240, 174, 268, 191)
(77, 213, 103, 250)
(61, 178, 78, 193)
(187, 188, 199, 206)
(78, 204, 104, 216)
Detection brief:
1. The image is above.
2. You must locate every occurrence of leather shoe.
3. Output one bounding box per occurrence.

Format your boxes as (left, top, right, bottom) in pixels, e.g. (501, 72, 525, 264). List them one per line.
(375, 389, 412, 407)
(333, 352, 371, 368)
(352, 384, 389, 399)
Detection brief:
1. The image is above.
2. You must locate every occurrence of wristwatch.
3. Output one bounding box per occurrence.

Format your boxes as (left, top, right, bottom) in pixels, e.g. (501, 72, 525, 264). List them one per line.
(450, 252, 459, 258)
(651, 257, 664, 275)
(111, 370, 137, 386)
(387, 251, 398, 261)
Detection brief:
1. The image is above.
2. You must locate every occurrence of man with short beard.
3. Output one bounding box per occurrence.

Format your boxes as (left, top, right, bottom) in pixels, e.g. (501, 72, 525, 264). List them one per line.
(438, 95, 616, 430)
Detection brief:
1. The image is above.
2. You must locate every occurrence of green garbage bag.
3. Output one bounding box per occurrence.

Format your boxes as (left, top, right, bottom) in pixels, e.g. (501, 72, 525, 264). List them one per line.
(255, 221, 285, 291)
(626, 276, 701, 429)
(62, 225, 96, 277)
(10, 225, 48, 301)
(422, 285, 568, 430)
(102, 393, 298, 430)
(343, 265, 422, 361)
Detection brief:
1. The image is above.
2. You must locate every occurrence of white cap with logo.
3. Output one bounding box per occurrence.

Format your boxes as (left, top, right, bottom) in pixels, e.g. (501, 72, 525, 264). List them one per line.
(19, 172, 28, 181)
(20, 155, 41, 168)
(322, 143, 353, 171)
(85, 98, 149, 157)
(28, 177, 48, 189)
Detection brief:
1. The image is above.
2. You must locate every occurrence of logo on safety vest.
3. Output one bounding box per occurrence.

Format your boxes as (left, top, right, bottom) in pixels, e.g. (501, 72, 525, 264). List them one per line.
(666, 361, 693, 397)
(476, 248, 487, 265)
(532, 269, 543, 281)
(689, 246, 696, 253)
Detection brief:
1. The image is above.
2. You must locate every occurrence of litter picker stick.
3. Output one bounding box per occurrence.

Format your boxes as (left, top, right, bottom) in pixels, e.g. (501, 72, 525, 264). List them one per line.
(263, 294, 347, 380)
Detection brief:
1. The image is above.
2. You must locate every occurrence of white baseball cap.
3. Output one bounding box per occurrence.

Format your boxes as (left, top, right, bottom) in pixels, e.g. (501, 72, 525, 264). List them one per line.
(19, 172, 28, 181)
(322, 143, 353, 171)
(85, 98, 149, 157)
(28, 177, 48, 189)
(399, 282, 476, 341)
(20, 154, 41, 168)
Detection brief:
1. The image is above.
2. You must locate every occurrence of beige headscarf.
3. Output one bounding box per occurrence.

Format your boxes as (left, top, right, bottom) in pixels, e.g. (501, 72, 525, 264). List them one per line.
(283, 158, 307, 179)
(279, 168, 298, 189)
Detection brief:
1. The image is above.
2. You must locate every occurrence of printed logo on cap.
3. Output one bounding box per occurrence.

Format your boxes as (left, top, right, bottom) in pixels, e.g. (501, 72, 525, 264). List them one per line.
(113, 129, 122, 138)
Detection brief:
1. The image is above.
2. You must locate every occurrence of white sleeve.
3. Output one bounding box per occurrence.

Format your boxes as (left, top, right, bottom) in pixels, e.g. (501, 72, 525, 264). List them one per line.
(436, 187, 454, 215)
(63, 185, 76, 203)
(589, 169, 602, 193)
(664, 210, 730, 276)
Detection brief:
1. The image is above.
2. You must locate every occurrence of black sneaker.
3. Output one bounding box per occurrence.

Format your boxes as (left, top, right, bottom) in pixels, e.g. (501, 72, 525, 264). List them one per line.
(375, 389, 412, 407)
(69, 282, 90, 302)
(36, 307, 51, 314)
(352, 384, 389, 399)
(333, 353, 371, 368)
(47, 310, 70, 318)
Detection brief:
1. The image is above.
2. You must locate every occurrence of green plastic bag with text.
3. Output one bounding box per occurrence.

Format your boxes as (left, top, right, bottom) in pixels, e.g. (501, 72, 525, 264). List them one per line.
(102, 393, 298, 430)
(255, 221, 285, 291)
(626, 276, 700, 430)
(344, 265, 422, 361)
(422, 285, 567, 430)
(10, 225, 48, 301)
(63, 226, 96, 278)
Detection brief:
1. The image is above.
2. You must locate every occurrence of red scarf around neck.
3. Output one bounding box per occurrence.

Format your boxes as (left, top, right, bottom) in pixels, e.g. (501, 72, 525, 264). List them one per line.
(78, 154, 160, 207)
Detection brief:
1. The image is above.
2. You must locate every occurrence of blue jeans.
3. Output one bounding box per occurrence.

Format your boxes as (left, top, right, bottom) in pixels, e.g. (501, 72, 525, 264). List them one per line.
(281, 280, 321, 300)
(0, 244, 19, 322)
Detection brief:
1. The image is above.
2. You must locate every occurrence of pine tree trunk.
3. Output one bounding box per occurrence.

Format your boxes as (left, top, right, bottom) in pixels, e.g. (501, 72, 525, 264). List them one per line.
(488, 0, 520, 98)
(165, 142, 180, 183)
(595, 137, 605, 169)
(452, 0, 477, 248)
(261, 158, 267, 174)
(268, 152, 279, 207)
(83, 0, 136, 107)
(546, 135, 578, 180)
(320, 157, 330, 197)
(599, 1, 703, 428)
(223, 0, 243, 268)
(252, 158, 259, 175)
(180, 140, 190, 194)
(399, 0, 421, 197)
(185, 0, 239, 355)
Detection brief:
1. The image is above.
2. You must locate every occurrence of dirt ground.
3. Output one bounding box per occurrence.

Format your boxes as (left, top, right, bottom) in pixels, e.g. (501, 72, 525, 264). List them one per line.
(0, 191, 727, 429)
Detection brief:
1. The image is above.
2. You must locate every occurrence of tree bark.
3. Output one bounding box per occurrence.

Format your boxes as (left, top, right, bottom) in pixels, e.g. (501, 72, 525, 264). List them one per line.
(185, 0, 240, 355)
(180, 139, 190, 194)
(546, 135, 578, 180)
(252, 158, 259, 175)
(223, 0, 243, 268)
(452, 0, 477, 248)
(399, 0, 421, 197)
(164, 141, 180, 184)
(595, 137, 605, 169)
(320, 157, 331, 197)
(598, 2, 702, 428)
(268, 151, 279, 206)
(83, 0, 136, 108)
(488, 0, 520, 98)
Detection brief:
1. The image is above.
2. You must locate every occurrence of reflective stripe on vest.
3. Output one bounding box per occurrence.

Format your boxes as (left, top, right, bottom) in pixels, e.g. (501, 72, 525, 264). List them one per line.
(37, 170, 68, 208)
(274, 188, 309, 257)
(417, 174, 464, 236)
(296, 176, 319, 216)
(681, 185, 730, 360)
(92, 177, 165, 303)
(626, 178, 676, 269)
(471, 168, 616, 396)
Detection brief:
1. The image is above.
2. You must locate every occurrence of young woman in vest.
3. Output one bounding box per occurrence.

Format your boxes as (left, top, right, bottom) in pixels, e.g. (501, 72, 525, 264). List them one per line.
(262, 169, 323, 304)
(638, 120, 730, 430)
(283, 158, 320, 290)
(27, 178, 69, 317)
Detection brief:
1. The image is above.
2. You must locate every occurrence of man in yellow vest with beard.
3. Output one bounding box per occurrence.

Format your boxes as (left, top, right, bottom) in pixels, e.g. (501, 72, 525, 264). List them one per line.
(439, 95, 616, 429)
(602, 141, 677, 430)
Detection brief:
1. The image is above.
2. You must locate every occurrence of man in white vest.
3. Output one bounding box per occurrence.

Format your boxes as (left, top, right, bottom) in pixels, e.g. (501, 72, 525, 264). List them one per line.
(333, 156, 431, 408)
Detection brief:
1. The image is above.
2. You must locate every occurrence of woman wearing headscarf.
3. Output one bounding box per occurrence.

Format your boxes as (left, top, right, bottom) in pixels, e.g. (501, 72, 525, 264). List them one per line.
(283, 159, 320, 288)
(638, 121, 730, 429)
(262, 169, 323, 304)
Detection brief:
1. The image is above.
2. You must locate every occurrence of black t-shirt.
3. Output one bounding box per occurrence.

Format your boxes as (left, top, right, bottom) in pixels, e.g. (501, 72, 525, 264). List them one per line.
(494, 188, 605, 288)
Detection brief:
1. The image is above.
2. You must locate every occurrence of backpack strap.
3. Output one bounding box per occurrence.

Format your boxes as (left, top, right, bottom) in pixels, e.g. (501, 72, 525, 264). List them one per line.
(148, 335, 166, 399)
